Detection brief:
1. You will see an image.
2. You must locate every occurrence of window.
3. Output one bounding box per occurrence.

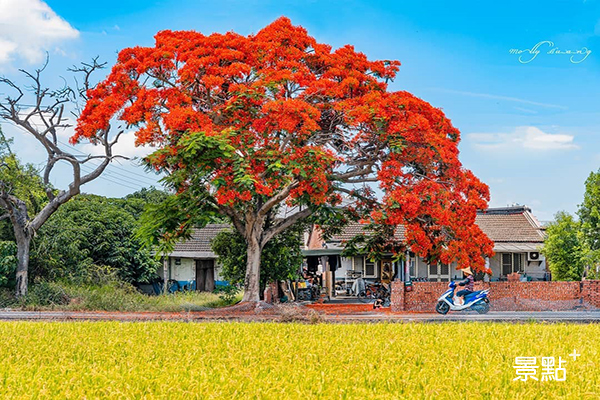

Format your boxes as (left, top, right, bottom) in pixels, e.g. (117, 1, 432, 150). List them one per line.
(429, 263, 437, 276)
(502, 253, 523, 276)
(428, 263, 450, 282)
(365, 260, 376, 277)
(352, 257, 364, 273)
(440, 263, 449, 275)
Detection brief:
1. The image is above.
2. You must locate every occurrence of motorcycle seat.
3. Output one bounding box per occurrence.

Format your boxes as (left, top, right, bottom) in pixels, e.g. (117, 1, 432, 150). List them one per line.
(464, 290, 483, 300)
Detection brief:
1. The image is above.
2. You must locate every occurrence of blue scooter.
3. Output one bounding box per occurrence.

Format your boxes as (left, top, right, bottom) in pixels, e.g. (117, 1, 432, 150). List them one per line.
(435, 281, 490, 314)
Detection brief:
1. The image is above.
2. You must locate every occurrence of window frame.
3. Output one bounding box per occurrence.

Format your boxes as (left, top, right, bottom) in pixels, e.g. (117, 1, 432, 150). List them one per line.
(364, 260, 378, 278)
(352, 256, 364, 274)
(428, 262, 450, 282)
(501, 253, 524, 276)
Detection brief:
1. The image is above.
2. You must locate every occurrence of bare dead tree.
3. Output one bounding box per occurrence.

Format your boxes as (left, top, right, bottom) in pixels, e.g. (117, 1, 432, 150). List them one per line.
(0, 57, 126, 297)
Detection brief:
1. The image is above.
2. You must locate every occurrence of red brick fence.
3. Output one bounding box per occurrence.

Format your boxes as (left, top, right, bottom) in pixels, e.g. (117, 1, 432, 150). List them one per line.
(391, 280, 600, 312)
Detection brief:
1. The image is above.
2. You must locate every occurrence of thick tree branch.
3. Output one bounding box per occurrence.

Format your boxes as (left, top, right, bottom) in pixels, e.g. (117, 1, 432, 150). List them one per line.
(217, 203, 246, 237)
(261, 207, 313, 247)
(257, 180, 298, 218)
(330, 164, 376, 182)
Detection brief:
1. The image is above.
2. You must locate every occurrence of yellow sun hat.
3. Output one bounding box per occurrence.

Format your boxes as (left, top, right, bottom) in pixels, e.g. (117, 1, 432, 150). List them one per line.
(460, 267, 473, 275)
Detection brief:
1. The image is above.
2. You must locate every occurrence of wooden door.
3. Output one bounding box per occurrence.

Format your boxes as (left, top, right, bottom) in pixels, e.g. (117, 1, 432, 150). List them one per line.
(195, 259, 215, 292)
(205, 262, 215, 292)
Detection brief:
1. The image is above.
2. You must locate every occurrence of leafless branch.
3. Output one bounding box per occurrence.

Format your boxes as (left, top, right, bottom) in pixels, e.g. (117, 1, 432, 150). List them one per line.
(0, 57, 128, 233)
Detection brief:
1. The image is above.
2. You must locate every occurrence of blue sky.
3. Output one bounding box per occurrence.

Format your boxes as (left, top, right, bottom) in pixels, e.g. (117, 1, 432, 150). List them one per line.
(0, 0, 599, 221)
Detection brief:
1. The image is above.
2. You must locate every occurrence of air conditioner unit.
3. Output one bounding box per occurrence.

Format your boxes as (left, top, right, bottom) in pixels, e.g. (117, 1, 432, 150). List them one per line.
(527, 252, 541, 262)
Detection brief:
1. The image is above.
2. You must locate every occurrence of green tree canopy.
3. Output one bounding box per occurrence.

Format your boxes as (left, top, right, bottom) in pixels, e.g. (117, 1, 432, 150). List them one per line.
(542, 211, 586, 281)
(0, 129, 48, 224)
(30, 192, 165, 284)
(578, 170, 600, 270)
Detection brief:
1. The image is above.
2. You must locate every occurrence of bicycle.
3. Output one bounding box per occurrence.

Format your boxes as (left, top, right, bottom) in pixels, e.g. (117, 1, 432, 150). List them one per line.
(358, 282, 381, 303)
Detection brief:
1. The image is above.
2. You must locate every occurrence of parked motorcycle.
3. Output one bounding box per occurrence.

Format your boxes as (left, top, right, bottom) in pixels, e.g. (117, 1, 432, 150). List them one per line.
(435, 281, 490, 314)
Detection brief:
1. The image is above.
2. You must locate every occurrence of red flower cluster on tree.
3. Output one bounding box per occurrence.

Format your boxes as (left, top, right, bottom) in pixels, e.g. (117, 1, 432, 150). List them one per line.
(75, 17, 494, 299)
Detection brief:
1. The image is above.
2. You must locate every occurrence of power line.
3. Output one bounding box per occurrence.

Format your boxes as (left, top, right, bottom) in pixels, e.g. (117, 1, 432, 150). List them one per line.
(79, 164, 145, 191)
(2, 118, 164, 187)
(56, 139, 162, 185)
(89, 165, 157, 188)
(79, 157, 160, 187)
(53, 138, 163, 186)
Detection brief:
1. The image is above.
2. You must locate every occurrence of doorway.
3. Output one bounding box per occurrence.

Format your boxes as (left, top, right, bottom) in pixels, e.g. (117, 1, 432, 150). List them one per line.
(196, 259, 215, 292)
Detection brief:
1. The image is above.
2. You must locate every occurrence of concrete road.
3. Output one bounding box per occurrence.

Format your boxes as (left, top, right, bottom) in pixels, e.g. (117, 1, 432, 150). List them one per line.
(331, 310, 600, 323)
(0, 310, 599, 323)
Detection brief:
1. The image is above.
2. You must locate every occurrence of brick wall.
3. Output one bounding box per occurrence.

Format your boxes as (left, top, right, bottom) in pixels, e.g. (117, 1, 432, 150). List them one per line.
(391, 282, 405, 312)
(391, 280, 600, 312)
(580, 280, 600, 309)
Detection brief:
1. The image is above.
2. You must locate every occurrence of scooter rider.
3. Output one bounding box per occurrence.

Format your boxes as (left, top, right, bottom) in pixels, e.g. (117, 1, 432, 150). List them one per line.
(454, 267, 474, 305)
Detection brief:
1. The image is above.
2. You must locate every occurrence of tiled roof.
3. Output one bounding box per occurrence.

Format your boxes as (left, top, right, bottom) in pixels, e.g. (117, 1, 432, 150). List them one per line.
(170, 209, 544, 259)
(475, 212, 545, 243)
(330, 209, 545, 245)
(170, 224, 230, 257)
(331, 223, 406, 242)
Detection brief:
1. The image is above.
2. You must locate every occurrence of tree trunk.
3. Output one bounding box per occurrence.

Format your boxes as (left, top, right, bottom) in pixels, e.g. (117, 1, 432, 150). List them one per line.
(14, 233, 31, 297)
(242, 238, 262, 302)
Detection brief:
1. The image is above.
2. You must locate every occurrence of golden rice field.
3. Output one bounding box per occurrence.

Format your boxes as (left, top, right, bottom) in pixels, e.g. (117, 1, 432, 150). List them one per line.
(0, 322, 598, 399)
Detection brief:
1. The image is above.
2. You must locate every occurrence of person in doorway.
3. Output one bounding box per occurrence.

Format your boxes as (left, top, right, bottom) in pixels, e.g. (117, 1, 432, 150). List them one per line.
(454, 267, 474, 305)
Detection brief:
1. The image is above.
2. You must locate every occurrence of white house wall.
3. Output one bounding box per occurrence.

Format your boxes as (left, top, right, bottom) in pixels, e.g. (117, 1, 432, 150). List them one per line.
(172, 258, 195, 282)
(334, 256, 353, 280)
(412, 253, 546, 281)
(487, 252, 547, 280)
(489, 255, 501, 278)
(157, 257, 224, 284)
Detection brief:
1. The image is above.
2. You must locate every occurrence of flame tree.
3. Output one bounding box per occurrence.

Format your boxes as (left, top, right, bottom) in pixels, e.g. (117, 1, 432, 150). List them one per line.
(75, 18, 494, 302)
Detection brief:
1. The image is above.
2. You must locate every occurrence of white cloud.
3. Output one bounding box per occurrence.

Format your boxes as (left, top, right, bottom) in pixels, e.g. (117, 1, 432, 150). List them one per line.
(467, 126, 579, 151)
(432, 89, 568, 110)
(0, 0, 78, 66)
(80, 131, 156, 159)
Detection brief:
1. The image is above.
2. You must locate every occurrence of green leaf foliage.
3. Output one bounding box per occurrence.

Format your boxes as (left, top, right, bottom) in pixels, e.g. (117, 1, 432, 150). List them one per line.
(541, 211, 585, 281)
(0, 241, 17, 287)
(136, 189, 224, 257)
(0, 156, 48, 218)
(576, 169, 600, 278)
(30, 193, 164, 284)
(578, 170, 600, 251)
(0, 127, 48, 241)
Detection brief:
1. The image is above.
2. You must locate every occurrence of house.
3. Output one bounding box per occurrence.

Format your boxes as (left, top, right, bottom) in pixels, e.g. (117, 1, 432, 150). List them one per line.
(302, 205, 547, 283)
(157, 224, 229, 291)
(162, 205, 547, 292)
(475, 206, 546, 280)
